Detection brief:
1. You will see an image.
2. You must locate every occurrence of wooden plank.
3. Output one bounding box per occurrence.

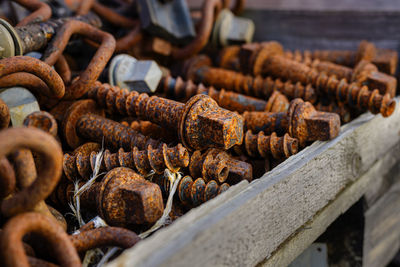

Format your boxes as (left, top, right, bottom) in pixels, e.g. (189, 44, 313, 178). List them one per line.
(363, 168, 400, 267)
(107, 100, 400, 267)
(259, 140, 400, 266)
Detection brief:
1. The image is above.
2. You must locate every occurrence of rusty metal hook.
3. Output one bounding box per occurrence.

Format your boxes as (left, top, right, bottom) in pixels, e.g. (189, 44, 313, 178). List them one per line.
(0, 212, 81, 267)
(0, 56, 65, 99)
(12, 0, 52, 26)
(0, 127, 62, 217)
(42, 20, 116, 99)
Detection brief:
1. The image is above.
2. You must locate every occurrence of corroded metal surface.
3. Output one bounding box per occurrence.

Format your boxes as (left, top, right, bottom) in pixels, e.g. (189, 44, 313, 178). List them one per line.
(159, 75, 289, 113)
(71, 227, 141, 252)
(0, 157, 16, 199)
(13, 0, 52, 26)
(63, 143, 189, 178)
(121, 119, 176, 143)
(234, 131, 299, 159)
(42, 20, 115, 100)
(23, 111, 58, 137)
(316, 102, 352, 123)
(78, 167, 164, 226)
(0, 98, 10, 129)
(250, 41, 396, 117)
(0, 212, 81, 267)
(0, 128, 62, 217)
(243, 98, 341, 146)
(183, 55, 317, 103)
(87, 82, 243, 151)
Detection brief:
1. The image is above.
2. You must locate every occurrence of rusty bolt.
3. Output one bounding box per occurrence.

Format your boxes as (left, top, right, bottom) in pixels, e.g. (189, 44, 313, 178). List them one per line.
(73, 167, 164, 226)
(216, 45, 241, 71)
(154, 175, 230, 207)
(249, 41, 396, 117)
(70, 227, 141, 253)
(63, 143, 189, 179)
(316, 102, 352, 124)
(87, 82, 243, 151)
(0, 212, 81, 267)
(159, 75, 289, 113)
(234, 130, 299, 160)
(0, 13, 101, 58)
(182, 55, 317, 103)
(0, 128, 62, 218)
(120, 119, 176, 143)
(190, 148, 253, 184)
(243, 98, 341, 146)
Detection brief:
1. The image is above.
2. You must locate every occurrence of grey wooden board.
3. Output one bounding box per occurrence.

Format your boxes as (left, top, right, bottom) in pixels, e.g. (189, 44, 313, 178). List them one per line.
(259, 139, 400, 266)
(107, 100, 400, 267)
(363, 169, 400, 267)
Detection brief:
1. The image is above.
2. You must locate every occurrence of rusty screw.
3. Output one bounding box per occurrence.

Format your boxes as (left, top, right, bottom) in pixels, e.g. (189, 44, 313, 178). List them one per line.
(86, 82, 244, 151)
(316, 102, 352, 124)
(190, 148, 253, 184)
(182, 55, 317, 103)
(243, 98, 341, 146)
(120, 119, 176, 143)
(23, 111, 58, 138)
(159, 75, 289, 113)
(0, 212, 81, 267)
(63, 167, 164, 226)
(154, 175, 230, 207)
(247, 41, 396, 117)
(234, 131, 299, 160)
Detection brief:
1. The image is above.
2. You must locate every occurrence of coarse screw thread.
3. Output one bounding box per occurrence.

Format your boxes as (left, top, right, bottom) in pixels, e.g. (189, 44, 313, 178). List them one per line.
(234, 131, 299, 159)
(63, 143, 189, 179)
(153, 175, 229, 207)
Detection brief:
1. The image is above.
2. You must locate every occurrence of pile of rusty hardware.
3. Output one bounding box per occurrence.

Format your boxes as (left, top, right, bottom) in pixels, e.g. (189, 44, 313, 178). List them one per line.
(0, 0, 398, 266)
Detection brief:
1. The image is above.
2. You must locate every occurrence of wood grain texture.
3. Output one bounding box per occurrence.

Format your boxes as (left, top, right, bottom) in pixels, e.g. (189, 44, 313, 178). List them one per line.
(363, 168, 400, 267)
(260, 140, 400, 266)
(107, 100, 400, 267)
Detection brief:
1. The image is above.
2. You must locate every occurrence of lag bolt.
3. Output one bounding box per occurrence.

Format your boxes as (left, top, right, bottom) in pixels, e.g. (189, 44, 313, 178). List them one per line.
(159, 75, 289, 113)
(233, 131, 299, 160)
(63, 143, 189, 179)
(154, 175, 230, 207)
(86, 82, 244, 151)
(243, 98, 341, 146)
(247, 41, 396, 117)
(60, 167, 164, 226)
(182, 55, 317, 103)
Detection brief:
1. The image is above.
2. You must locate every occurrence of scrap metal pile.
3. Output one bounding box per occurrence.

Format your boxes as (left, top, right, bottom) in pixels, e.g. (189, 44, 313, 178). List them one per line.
(0, 0, 397, 266)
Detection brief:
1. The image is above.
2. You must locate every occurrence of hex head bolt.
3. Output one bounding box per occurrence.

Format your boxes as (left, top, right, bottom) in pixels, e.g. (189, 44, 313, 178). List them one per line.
(234, 131, 299, 160)
(70, 227, 141, 253)
(287, 40, 398, 75)
(243, 98, 341, 146)
(154, 175, 230, 207)
(159, 75, 289, 113)
(182, 54, 317, 103)
(305, 59, 397, 98)
(73, 167, 164, 226)
(0, 212, 81, 267)
(0, 13, 101, 58)
(87, 82, 244, 151)
(0, 128, 62, 218)
(190, 148, 253, 184)
(250, 42, 396, 117)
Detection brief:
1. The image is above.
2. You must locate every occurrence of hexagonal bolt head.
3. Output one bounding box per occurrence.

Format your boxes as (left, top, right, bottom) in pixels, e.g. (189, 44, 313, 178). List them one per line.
(211, 9, 254, 47)
(179, 94, 244, 151)
(364, 71, 397, 98)
(108, 54, 162, 93)
(0, 87, 40, 126)
(99, 167, 164, 226)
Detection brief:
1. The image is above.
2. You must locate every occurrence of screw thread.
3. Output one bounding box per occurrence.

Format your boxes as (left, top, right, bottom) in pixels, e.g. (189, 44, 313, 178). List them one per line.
(87, 81, 185, 130)
(235, 131, 298, 159)
(285, 49, 356, 67)
(154, 175, 229, 207)
(264, 56, 395, 117)
(194, 66, 316, 103)
(63, 143, 188, 179)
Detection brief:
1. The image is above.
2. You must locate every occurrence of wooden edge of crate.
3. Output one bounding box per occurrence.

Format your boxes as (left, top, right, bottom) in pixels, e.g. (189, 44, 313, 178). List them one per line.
(107, 98, 400, 267)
